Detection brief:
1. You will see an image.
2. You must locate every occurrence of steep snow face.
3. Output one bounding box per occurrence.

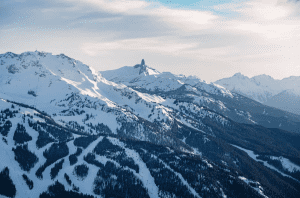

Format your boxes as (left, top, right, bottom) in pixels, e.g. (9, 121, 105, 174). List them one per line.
(215, 73, 300, 114)
(0, 51, 102, 109)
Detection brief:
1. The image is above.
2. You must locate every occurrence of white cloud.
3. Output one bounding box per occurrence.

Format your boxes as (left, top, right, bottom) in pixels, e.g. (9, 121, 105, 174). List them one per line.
(3, 0, 300, 81)
(235, 0, 292, 21)
(150, 7, 218, 30)
(81, 37, 198, 56)
(216, 0, 300, 40)
(77, 0, 300, 81)
(233, 22, 299, 39)
(65, 0, 150, 13)
(64, 0, 218, 31)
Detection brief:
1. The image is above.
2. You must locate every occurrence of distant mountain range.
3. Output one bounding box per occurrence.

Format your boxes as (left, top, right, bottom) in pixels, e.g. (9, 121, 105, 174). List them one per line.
(1, 51, 300, 198)
(215, 73, 300, 115)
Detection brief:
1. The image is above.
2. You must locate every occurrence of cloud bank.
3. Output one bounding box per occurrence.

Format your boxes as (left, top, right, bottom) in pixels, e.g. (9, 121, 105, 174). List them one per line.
(1, 0, 300, 81)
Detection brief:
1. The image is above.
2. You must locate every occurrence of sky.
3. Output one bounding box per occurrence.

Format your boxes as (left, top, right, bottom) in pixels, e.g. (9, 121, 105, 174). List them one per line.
(1, 0, 300, 82)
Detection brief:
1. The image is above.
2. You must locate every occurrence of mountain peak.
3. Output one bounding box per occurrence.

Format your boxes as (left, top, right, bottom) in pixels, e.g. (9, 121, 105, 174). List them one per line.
(133, 59, 160, 76)
(134, 59, 148, 75)
(252, 74, 275, 81)
(0, 51, 98, 101)
(233, 72, 247, 78)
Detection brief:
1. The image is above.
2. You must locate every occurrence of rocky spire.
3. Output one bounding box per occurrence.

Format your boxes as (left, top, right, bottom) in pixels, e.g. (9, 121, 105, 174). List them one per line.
(134, 59, 148, 75)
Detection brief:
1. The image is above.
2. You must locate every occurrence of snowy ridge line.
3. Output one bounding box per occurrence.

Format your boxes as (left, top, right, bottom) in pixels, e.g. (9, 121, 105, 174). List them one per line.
(215, 73, 300, 115)
(0, 97, 50, 117)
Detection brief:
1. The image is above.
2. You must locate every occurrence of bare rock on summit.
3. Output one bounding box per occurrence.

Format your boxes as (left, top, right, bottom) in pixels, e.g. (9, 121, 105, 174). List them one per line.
(134, 59, 148, 75)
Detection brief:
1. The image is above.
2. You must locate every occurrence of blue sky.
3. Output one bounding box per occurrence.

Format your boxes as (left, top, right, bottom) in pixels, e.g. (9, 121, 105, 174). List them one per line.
(1, 0, 300, 82)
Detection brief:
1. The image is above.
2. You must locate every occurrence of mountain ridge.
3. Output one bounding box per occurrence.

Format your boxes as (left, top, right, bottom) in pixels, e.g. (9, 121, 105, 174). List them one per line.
(215, 73, 300, 115)
(1, 51, 300, 198)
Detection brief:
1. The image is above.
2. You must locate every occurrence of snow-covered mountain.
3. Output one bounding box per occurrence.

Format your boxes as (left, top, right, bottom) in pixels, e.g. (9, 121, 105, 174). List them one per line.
(0, 101, 275, 198)
(101, 60, 300, 133)
(101, 59, 232, 95)
(1, 51, 300, 198)
(215, 73, 300, 115)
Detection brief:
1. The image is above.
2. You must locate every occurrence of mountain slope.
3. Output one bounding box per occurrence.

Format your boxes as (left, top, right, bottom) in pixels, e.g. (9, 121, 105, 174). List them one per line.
(0, 99, 277, 198)
(100, 61, 300, 134)
(215, 73, 300, 115)
(1, 51, 300, 197)
(265, 90, 300, 115)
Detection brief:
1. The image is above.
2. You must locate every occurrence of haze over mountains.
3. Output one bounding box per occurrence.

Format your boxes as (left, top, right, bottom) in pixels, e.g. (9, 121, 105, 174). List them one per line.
(1, 51, 300, 198)
(215, 73, 300, 115)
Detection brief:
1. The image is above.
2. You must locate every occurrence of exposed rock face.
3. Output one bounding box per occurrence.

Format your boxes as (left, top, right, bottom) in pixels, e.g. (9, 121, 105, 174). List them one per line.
(134, 59, 149, 75)
(7, 64, 19, 74)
